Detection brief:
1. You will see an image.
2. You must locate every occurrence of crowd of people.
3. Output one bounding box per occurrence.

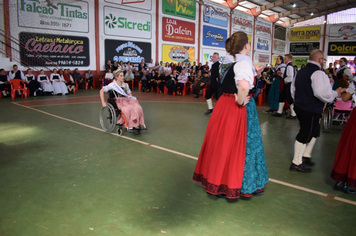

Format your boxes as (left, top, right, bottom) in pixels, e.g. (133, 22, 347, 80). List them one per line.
(0, 65, 95, 97)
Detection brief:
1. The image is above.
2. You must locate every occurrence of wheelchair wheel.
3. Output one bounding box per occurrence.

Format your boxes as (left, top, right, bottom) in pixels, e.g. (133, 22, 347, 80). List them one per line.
(323, 105, 333, 133)
(99, 103, 117, 133)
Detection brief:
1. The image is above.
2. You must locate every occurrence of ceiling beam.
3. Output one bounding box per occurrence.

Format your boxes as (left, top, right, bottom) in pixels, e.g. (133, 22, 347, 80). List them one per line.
(256, 0, 294, 13)
(284, 3, 356, 26)
(277, 0, 337, 18)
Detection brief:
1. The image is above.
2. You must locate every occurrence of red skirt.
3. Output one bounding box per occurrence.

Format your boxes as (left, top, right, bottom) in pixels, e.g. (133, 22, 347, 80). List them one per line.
(193, 94, 247, 199)
(331, 109, 356, 188)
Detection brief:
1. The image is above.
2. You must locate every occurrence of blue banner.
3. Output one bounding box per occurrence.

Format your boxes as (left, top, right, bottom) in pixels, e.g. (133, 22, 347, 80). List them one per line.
(203, 25, 227, 48)
(203, 5, 228, 27)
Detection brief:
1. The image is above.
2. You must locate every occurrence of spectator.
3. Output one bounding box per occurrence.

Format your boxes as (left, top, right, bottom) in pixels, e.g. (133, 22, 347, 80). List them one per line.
(174, 69, 188, 95)
(24, 68, 42, 96)
(202, 61, 210, 72)
(193, 70, 210, 98)
(176, 62, 182, 73)
(51, 69, 68, 95)
(124, 68, 134, 82)
(156, 70, 166, 94)
(147, 59, 155, 76)
(140, 69, 150, 92)
(150, 69, 158, 92)
(112, 61, 118, 71)
(37, 69, 54, 95)
(163, 62, 171, 74)
(0, 68, 10, 97)
(73, 68, 84, 89)
(105, 60, 112, 71)
(125, 61, 133, 72)
(85, 69, 94, 89)
(63, 69, 76, 93)
(196, 62, 204, 74)
(118, 61, 125, 71)
(8, 64, 25, 81)
(165, 69, 175, 95)
(104, 68, 114, 85)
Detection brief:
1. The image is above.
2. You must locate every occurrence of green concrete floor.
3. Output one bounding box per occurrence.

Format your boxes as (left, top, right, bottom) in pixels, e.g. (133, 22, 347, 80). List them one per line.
(0, 90, 355, 236)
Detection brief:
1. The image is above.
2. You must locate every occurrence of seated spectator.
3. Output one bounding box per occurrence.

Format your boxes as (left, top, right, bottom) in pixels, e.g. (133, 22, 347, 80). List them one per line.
(8, 64, 25, 81)
(0, 68, 10, 97)
(193, 70, 210, 98)
(112, 61, 118, 71)
(202, 61, 209, 72)
(150, 70, 158, 92)
(138, 62, 147, 78)
(147, 59, 155, 76)
(73, 68, 84, 89)
(63, 69, 76, 93)
(125, 61, 133, 73)
(196, 62, 204, 74)
(166, 69, 177, 95)
(24, 68, 42, 96)
(157, 70, 166, 94)
(174, 69, 188, 95)
(85, 69, 94, 89)
(163, 62, 171, 74)
(252, 72, 269, 100)
(51, 69, 68, 95)
(37, 69, 54, 95)
(124, 69, 134, 82)
(118, 61, 125, 71)
(140, 70, 150, 92)
(104, 68, 114, 85)
(188, 70, 196, 83)
(105, 60, 113, 72)
(176, 62, 182, 73)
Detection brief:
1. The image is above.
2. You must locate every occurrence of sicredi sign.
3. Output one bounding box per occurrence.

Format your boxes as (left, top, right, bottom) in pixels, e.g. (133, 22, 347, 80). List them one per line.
(17, 0, 89, 33)
(104, 6, 152, 39)
(162, 17, 195, 44)
(202, 48, 225, 68)
(203, 5, 228, 27)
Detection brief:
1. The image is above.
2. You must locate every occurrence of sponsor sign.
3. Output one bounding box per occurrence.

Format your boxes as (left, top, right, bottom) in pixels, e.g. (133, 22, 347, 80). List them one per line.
(17, 0, 89, 33)
(292, 57, 308, 68)
(104, 0, 152, 11)
(104, 6, 152, 39)
(255, 37, 270, 52)
(272, 55, 278, 67)
(162, 0, 196, 20)
(203, 25, 227, 48)
(274, 24, 286, 41)
(254, 53, 270, 66)
(328, 24, 356, 40)
(203, 4, 228, 27)
(162, 17, 195, 44)
(290, 42, 320, 55)
(105, 39, 151, 68)
(202, 48, 226, 68)
(232, 10, 253, 34)
(255, 18, 272, 38)
(290, 26, 321, 41)
(328, 41, 356, 55)
(162, 44, 195, 63)
(273, 40, 286, 54)
(19, 32, 89, 67)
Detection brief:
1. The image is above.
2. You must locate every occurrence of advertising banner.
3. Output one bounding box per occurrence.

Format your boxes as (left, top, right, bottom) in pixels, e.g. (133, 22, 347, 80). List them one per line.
(328, 24, 356, 40)
(104, 0, 152, 11)
(290, 26, 321, 41)
(290, 42, 320, 55)
(17, 0, 89, 33)
(19, 32, 89, 67)
(255, 37, 270, 52)
(292, 57, 308, 68)
(162, 0, 196, 20)
(162, 17, 195, 44)
(202, 48, 226, 68)
(203, 25, 227, 48)
(162, 44, 195, 63)
(254, 53, 270, 66)
(104, 6, 152, 39)
(203, 4, 228, 27)
(105, 39, 151, 68)
(274, 24, 286, 41)
(255, 18, 272, 38)
(328, 41, 356, 55)
(232, 10, 253, 34)
(273, 40, 286, 54)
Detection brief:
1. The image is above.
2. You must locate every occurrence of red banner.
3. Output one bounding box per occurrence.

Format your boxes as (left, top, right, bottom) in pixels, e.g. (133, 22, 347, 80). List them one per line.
(162, 17, 195, 44)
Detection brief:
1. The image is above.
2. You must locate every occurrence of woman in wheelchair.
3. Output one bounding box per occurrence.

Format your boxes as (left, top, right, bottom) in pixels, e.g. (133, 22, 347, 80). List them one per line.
(100, 69, 146, 132)
(331, 77, 356, 194)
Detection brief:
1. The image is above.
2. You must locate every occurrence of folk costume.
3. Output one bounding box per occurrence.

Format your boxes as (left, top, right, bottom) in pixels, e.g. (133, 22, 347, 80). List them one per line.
(24, 74, 42, 96)
(205, 60, 221, 114)
(193, 54, 268, 199)
(37, 74, 54, 94)
(51, 73, 68, 95)
(267, 63, 285, 111)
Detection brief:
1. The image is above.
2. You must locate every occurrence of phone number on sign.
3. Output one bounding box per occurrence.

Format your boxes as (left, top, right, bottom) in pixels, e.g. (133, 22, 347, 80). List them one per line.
(58, 60, 84, 65)
(40, 20, 72, 28)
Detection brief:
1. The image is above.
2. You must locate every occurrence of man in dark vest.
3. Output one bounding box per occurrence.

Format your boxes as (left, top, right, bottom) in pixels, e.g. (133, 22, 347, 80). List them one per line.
(273, 54, 296, 119)
(204, 52, 221, 115)
(290, 49, 343, 172)
(0, 69, 10, 97)
(332, 57, 353, 90)
(8, 64, 25, 81)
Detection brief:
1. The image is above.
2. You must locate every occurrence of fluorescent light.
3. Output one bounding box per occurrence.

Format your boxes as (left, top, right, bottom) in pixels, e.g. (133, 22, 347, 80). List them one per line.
(293, 4, 296, 7)
(311, 12, 314, 16)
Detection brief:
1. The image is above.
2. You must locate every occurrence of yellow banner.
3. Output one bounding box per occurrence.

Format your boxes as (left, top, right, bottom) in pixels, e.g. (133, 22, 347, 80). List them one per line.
(162, 44, 195, 63)
(290, 26, 321, 41)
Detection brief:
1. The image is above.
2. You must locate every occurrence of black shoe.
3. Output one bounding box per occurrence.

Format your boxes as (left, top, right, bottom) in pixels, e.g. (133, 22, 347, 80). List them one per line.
(263, 109, 274, 113)
(205, 109, 213, 115)
(217, 193, 227, 198)
(286, 115, 297, 119)
(289, 163, 312, 173)
(302, 157, 315, 166)
(334, 182, 356, 194)
(273, 113, 283, 117)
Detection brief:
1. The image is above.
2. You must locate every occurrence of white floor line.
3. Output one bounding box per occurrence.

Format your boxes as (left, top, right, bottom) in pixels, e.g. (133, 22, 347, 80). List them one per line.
(13, 102, 356, 206)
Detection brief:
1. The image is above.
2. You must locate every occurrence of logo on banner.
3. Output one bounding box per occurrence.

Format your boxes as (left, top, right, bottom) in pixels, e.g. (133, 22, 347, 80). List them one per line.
(290, 27, 321, 41)
(328, 42, 356, 55)
(162, 17, 195, 44)
(114, 41, 144, 63)
(203, 5, 228, 27)
(162, 0, 196, 20)
(203, 26, 227, 48)
(257, 38, 269, 51)
(338, 25, 356, 37)
(162, 44, 195, 63)
(105, 14, 151, 31)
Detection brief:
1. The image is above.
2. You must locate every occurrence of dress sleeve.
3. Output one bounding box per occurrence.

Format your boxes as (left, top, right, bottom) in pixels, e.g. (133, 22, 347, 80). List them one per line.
(233, 61, 254, 89)
(346, 81, 355, 94)
(125, 83, 132, 95)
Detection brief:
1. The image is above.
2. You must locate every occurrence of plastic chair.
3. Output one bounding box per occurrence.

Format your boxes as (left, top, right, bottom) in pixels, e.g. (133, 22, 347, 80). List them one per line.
(10, 79, 27, 99)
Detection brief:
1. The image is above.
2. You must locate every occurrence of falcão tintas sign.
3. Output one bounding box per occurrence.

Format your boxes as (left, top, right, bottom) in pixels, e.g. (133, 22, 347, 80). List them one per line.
(17, 0, 89, 33)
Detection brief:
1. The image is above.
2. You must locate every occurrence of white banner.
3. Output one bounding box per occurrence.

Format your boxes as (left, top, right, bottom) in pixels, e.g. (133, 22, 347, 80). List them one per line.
(255, 37, 271, 52)
(328, 24, 356, 40)
(232, 11, 254, 34)
(255, 18, 272, 38)
(273, 40, 286, 55)
(202, 48, 226, 68)
(104, 6, 152, 39)
(17, 0, 89, 33)
(254, 53, 270, 66)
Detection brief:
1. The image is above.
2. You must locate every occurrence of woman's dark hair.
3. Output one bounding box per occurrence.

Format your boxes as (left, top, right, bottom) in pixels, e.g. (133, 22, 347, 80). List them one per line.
(278, 56, 284, 64)
(229, 31, 249, 55)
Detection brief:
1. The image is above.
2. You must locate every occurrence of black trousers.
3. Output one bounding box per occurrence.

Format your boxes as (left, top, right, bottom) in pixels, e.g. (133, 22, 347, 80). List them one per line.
(0, 83, 11, 91)
(205, 82, 221, 100)
(279, 82, 293, 104)
(294, 105, 321, 143)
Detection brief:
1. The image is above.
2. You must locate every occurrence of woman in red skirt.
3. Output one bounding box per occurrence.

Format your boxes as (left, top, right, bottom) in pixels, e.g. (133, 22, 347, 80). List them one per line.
(193, 32, 268, 199)
(331, 79, 356, 194)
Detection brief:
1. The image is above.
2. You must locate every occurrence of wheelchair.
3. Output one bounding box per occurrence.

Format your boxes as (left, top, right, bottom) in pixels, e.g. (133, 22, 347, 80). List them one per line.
(99, 91, 142, 136)
(323, 99, 354, 133)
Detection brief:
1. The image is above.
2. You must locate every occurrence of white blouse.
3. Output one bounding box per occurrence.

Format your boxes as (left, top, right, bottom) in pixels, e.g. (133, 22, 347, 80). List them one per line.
(233, 61, 255, 89)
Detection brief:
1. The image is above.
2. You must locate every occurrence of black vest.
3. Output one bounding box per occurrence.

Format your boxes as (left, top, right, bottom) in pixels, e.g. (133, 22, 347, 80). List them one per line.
(283, 62, 293, 82)
(221, 63, 237, 94)
(27, 75, 34, 81)
(0, 74, 8, 82)
(294, 63, 325, 114)
(336, 67, 346, 80)
(12, 70, 22, 79)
